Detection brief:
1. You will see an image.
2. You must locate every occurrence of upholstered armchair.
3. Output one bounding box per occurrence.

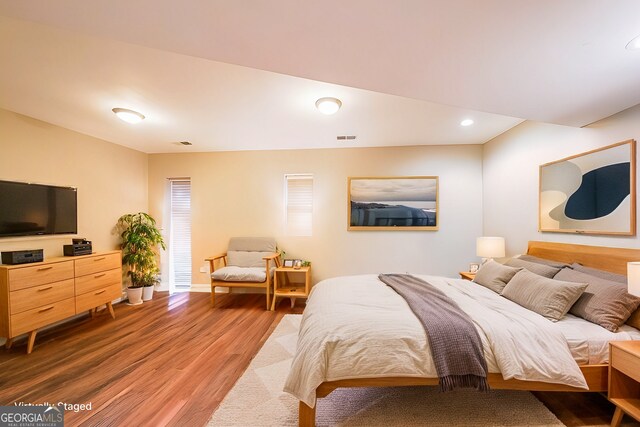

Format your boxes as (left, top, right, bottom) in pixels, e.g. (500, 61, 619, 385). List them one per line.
(205, 237, 281, 309)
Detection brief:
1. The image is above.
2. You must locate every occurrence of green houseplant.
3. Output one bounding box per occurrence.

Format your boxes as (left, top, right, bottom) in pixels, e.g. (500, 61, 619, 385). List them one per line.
(116, 212, 166, 304)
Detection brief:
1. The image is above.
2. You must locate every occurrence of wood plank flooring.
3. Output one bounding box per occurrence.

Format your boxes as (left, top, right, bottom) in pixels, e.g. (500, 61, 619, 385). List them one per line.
(0, 291, 634, 426)
(0, 292, 301, 426)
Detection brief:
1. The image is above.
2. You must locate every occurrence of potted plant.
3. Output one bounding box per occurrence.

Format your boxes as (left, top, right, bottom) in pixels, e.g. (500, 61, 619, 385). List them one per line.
(116, 212, 166, 305)
(141, 272, 160, 301)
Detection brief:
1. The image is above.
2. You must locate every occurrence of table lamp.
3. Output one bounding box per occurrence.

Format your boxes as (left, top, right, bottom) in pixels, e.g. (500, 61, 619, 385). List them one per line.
(476, 237, 505, 264)
(628, 262, 640, 297)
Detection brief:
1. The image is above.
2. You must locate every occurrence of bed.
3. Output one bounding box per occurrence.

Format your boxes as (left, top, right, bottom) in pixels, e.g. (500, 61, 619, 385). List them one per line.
(285, 241, 640, 427)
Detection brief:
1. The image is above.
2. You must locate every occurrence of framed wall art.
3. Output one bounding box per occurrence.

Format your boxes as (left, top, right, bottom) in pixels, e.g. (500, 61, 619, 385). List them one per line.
(539, 139, 636, 235)
(348, 176, 439, 231)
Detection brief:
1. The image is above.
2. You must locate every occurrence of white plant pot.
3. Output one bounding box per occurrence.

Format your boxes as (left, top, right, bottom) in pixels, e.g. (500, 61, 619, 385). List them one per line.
(127, 287, 143, 305)
(142, 285, 154, 301)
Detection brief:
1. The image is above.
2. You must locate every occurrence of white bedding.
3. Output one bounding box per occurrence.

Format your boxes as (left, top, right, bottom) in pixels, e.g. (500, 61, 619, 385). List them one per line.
(556, 313, 640, 364)
(284, 274, 589, 408)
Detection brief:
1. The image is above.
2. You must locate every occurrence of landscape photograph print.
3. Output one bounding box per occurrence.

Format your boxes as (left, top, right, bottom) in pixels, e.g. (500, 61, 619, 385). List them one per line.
(348, 176, 439, 231)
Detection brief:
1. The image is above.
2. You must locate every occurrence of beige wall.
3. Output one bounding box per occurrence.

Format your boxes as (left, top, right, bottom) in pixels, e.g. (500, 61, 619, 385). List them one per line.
(483, 104, 640, 255)
(0, 109, 148, 257)
(148, 144, 484, 286)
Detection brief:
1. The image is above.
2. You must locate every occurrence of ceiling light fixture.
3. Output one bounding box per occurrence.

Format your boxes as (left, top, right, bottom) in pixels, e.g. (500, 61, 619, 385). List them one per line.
(626, 34, 640, 50)
(460, 119, 474, 127)
(112, 108, 145, 124)
(315, 97, 342, 115)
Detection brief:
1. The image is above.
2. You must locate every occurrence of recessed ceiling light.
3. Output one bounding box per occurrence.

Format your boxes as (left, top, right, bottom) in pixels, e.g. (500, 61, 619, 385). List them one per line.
(112, 108, 145, 124)
(315, 97, 342, 115)
(460, 119, 474, 126)
(626, 34, 640, 50)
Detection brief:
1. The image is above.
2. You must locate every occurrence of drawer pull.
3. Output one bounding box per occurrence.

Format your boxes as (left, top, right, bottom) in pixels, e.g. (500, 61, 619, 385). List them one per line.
(93, 257, 106, 261)
(38, 286, 53, 292)
(38, 306, 54, 313)
(37, 266, 53, 271)
(94, 273, 107, 278)
(95, 290, 106, 295)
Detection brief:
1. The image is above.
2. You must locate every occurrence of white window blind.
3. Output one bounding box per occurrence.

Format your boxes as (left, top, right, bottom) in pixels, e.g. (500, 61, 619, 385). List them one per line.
(169, 179, 192, 287)
(285, 174, 313, 236)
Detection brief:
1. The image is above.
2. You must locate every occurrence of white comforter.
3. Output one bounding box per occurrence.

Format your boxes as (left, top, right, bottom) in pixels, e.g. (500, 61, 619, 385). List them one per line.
(284, 274, 588, 407)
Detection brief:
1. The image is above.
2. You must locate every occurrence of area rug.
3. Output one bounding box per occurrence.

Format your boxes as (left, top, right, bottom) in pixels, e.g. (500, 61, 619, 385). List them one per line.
(208, 314, 565, 426)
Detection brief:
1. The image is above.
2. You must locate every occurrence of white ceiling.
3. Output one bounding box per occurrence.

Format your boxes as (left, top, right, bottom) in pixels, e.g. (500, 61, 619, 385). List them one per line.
(1, 1, 639, 153)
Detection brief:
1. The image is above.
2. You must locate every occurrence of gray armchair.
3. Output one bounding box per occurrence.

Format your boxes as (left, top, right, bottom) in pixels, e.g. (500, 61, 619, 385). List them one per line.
(206, 237, 281, 309)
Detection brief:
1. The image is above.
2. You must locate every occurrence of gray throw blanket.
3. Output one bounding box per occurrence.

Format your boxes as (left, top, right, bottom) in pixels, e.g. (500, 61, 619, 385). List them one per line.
(379, 274, 489, 392)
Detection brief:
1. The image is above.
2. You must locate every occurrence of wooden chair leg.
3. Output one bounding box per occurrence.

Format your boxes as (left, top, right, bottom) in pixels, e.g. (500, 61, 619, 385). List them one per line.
(266, 284, 271, 310)
(26, 330, 37, 354)
(5, 338, 13, 350)
(211, 284, 216, 307)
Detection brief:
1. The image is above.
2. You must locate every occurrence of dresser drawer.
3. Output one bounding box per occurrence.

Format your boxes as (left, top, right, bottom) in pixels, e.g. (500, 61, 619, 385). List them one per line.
(10, 297, 76, 336)
(611, 344, 640, 384)
(75, 253, 121, 277)
(75, 284, 121, 313)
(75, 268, 121, 294)
(10, 279, 75, 315)
(8, 261, 74, 291)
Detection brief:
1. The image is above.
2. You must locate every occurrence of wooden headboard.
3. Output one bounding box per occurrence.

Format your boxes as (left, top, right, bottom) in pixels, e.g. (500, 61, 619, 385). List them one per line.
(527, 241, 640, 276)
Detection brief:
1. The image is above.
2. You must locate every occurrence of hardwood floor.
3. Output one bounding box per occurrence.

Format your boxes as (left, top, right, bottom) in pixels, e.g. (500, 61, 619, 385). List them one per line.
(0, 291, 634, 426)
(0, 291, 301, 426)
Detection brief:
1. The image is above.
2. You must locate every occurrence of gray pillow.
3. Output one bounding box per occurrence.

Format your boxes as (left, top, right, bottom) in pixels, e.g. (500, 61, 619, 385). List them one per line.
(517, 254, 570, 269)
(226, 251, 272, 268)
(505, 258, 561, 278)
(212, 266, 267, 282)
(501, 270, 587, 322)
(570, 263, 627, 284)
(473, 260, 521, 293)
(554, 268, 640, 332)
(627, 309, 640, 330)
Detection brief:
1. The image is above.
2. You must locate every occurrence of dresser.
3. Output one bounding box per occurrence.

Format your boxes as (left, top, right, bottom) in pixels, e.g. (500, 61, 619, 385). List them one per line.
(0, 251, 122, 354)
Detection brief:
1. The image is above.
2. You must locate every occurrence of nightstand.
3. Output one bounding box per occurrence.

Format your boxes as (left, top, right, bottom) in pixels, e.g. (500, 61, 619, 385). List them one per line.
(459, 271, 476, 281)
(270, 266, 311, 311)
(609, 341, 640, 426)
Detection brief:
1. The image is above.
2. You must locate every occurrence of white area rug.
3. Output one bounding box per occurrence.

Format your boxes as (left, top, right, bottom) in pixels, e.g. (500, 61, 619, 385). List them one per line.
(208, 314, 565, 426)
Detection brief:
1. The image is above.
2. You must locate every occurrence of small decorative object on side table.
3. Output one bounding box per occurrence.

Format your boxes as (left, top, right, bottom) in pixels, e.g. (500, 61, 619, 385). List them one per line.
(459, 271, 476, 281)
(271, 265, 311, 311)
(608, 341, 640, 426)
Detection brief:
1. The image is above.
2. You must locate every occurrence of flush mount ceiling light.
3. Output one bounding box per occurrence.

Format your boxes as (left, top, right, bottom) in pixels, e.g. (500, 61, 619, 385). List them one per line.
(315, 97, 342, 115)
(626, 34, 640, 50)
(112, 107, 145, 124)
(460, 119, 474, 126)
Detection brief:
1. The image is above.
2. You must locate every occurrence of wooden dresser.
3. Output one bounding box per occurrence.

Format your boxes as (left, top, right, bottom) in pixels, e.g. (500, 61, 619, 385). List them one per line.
(0, 251, 122, 354)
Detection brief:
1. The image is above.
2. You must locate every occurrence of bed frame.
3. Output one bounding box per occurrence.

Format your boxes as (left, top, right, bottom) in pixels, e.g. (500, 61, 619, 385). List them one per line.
(297, 241, 640, 427)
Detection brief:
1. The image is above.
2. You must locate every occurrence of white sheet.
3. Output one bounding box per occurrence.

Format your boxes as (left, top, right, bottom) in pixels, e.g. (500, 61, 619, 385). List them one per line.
(284, 274, 588, 407)
(556, 313, 640, 364)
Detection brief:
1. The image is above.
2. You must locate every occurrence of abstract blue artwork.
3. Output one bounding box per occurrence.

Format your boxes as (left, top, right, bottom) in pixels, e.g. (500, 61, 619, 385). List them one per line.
(539, 140, 636, 235)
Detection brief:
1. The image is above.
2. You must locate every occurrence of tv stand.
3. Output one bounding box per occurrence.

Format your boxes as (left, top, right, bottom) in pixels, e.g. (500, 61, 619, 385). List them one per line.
(0, 251, 122, 354)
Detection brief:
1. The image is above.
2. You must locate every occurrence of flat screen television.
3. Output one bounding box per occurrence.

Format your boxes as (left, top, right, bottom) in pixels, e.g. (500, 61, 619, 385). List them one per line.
(0, 180, 77, 237)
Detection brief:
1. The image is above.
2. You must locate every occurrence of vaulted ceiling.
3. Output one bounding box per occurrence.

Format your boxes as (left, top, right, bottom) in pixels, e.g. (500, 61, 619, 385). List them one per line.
(1, 1, 639, 153)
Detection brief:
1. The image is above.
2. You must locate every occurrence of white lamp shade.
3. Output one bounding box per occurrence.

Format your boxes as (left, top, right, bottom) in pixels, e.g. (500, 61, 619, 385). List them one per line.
(628, 262, 640, 297)
(476, 237, 505, 259)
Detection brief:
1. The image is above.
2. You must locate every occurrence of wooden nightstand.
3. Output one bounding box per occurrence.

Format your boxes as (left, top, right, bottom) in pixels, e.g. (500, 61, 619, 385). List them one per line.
(609, 341, 640, 426)
(270, 266, 311, 311)
(459, 271, 476, 281)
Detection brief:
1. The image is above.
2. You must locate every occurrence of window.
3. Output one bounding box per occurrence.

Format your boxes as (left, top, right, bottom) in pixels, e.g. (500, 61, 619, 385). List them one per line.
(169, 179, 192, 287)
(285, 174, 313, 236)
